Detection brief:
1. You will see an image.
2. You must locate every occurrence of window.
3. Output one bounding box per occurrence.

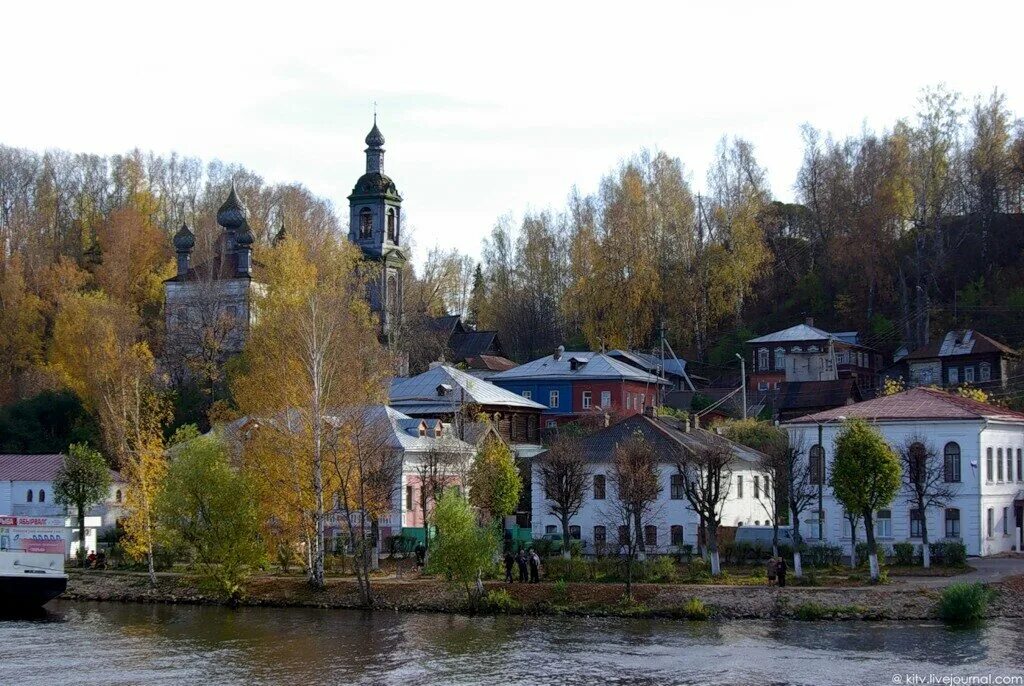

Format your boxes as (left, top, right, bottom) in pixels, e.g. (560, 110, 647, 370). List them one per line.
(1018, 449, 1022, 483)
(593, 525, 606, 545)
(582, 391, 592, 409)
(644, 525, 657, 547)
(997, 448, 1004, 481)
(948, 367, 959, 385)
(979, 362, 991, 382)
(944, 442, 961, 483)
(757, 382, 769, 392)
(792, 346, 802, 353)
(386, 208, 396, 242)
(545, 525, 557, 534)
(545, 419, 557, 429)
(876, 509, 892, 538)
(593, 474, 606, 500)
(754, 475, 760, 499)
(736, 475, 744, 498)
(625, 392, 632, 409)
(909, 442, 926, 485)
(38, 489, 45, 503)
(639, 393, 645, 408)
(600, 390, 611, 408)
(670, 474, 685, 499)
(668, 526, 683, 547)
(549, 390, 559, 408)
(945, 509, 961, 539)
(964, 366, 975, 383)
(116, 489, 122, 503)
(910, 508, 923, 538)
(1008, 451, 1015, 482)
(842, 511, 857, 539)
(987, 508, 994, 538)
(986, 447, 994, 482)
(774, 347, 785, 370)
(565, 525, 579, 540)
(521, 390, 532, 400)
(406, 485, 413, 511)
(763, 476, 770, 499)
(26, 489, 32, 503)
(1003, 507, 1009, 536)
(758, 348, 769, 370)
(618, 525, 630, 545)
(809, 445, 825, 485)
(359, 207, 373, 239)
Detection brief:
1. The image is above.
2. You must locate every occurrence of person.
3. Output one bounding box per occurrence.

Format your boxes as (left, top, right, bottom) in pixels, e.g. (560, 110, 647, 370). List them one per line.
(86, 550, 97, 568)
(776, 556, 787, 588)
(414, 542, 426, 569)
(766, 557, 777, 586)
(504, 550, 515, 583)
(96, 550, 107, 570)
(529, 548, 541, 583)
(516, 548, 529, 583)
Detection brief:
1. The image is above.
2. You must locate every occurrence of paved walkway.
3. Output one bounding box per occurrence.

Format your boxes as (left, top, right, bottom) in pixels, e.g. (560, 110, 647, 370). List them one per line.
(894, 555, 1024, 588)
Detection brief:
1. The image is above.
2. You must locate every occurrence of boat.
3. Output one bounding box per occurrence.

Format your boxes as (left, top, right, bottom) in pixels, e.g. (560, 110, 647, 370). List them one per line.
(0, 515, 69, 608)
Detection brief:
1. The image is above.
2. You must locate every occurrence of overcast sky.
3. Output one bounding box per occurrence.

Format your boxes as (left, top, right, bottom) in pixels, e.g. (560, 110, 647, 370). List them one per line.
(3, 1, 1022, 267)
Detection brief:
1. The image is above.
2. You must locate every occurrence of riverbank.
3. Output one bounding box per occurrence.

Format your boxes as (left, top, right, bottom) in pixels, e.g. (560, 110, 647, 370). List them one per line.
(59, 569, 1024, 620)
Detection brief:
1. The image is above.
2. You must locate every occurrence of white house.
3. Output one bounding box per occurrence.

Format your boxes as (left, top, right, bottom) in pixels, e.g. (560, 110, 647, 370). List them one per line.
(531, 413, 770, 553)
(0, 453, 126, 558)
(785, 387, 1024, 557)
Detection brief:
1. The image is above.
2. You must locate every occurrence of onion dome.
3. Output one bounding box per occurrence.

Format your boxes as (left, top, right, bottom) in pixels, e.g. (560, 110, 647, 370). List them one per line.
(216, 183, 248, 230)
(365, 115, 385, 148)
(173, 223, 195, 252)
(235, 219, 255, 247)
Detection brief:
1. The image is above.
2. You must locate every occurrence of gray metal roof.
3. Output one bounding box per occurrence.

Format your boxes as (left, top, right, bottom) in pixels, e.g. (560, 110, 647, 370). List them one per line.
(747, 323, 835, 344)
(389, 365, 547, 410)
(490, 351, 669, 384)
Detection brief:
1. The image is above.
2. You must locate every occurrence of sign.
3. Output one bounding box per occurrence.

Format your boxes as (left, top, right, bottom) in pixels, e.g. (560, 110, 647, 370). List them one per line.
(0, 516, 66, 528)
(0, 515, 68, 554)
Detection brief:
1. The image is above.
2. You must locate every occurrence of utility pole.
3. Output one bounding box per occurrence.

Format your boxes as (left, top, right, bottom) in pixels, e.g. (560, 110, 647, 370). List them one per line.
(735, 353, 747, 420)
(817, 422, 824, 541)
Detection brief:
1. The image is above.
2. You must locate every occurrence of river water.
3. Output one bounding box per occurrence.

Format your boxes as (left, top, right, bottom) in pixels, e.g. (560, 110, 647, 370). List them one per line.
(2, 601, 1022, 685)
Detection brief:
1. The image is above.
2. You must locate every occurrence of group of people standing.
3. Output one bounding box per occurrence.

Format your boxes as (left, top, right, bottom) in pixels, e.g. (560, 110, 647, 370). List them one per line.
(504, 548, 541, 583)
(766, 556, 788, 587)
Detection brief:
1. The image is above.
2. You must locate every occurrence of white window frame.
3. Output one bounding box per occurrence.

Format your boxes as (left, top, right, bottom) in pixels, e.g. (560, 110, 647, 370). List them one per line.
(581, 391, 592, 409)
(774, 347, 785, 370)
(522, 390, 532, 400)
(979, 362, 991, 382)
(549, 390, 559, 408)
(545, 419, 557, 429)
(964, 366, 975, 383)
(758, 348, 769, 370)
(876, 510, 892, 538)
(948, 367, 958, 385)
(600, 390, 611, 408)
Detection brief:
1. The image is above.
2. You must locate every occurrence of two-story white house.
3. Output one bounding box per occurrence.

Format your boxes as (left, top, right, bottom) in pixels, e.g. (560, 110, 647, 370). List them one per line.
(0, 453, 126, 558)
(785, 387, 1024, 557)
(531, 412, 770, 553)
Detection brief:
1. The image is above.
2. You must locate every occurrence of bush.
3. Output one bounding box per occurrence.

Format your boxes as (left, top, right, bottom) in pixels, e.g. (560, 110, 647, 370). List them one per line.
(939, 583, 991, 625)
(893, 542, 916, 566)
(855, 542, 889, 567)
(802, 543, 843, 568)
(639, 556, 678, 583)
(552, 578, 569, 604)
(676, 544, 694, 563)
(684, 557, 711, 582)
(794, 602, 830, 620)
(544, 557, 595, 582)
(678, 597, 710, 620)
(486, 588, 520, 614)
(943, 541, 968, 567)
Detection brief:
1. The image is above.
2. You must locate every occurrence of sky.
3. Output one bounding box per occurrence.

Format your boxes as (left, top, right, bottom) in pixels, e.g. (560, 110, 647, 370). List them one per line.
(2, 1, 1022, 268)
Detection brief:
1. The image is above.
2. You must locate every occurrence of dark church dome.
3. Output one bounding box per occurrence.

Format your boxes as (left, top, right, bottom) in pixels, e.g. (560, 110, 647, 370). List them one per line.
(365, 119, 385, 148)
(173, 223, 195, 252)
(217, 184, 248, 230)
(235, 219, 255, 247)
(351, 172, 400, 198)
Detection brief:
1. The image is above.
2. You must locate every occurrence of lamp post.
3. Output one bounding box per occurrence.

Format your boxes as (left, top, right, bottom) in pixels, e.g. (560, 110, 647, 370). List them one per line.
(815, 415, 846, 541)
(735, 353, 747, 420)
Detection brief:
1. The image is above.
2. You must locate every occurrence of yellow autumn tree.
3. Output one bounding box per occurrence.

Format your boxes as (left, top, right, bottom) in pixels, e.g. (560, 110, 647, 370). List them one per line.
(232, 236, 391, 589)
(49, 291, 171, 583)
(0, 254, 45, 402)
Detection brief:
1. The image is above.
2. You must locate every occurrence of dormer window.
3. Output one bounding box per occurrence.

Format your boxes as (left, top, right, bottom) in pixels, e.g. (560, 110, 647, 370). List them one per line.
(569, 357, 587, 371)
(387, 208, 396, 242)
(436, 383, 453, 397)
(359, 208, 373, 239)
(435, 423, 442, 437)
(418, 422, 427, 437)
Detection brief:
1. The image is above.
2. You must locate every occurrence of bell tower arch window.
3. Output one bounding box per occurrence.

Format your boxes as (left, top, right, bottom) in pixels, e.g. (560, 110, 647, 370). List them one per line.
(359, 208, 373, 239)
(387, 207, 396, 243)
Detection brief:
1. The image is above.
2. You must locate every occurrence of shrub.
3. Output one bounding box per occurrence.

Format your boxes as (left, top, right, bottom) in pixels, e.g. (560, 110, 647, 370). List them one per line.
(893, 542, 916, 566)
(640, 556, 678, 583)
(486, 588, 520, 614)
(794, 602, 830, 620)
(684, 557, 711, 582)
(941, 541, 968, 567)
(678, 597, 710, 620)
(552, 578, 569, 605)
(938, 583, 991, 625)
(793, 569, 819, 586)
(544, 557, 595, 582)
(855, 542, 889, 567)
(676, 544, 694, 563)
(803, 544, 843, 568)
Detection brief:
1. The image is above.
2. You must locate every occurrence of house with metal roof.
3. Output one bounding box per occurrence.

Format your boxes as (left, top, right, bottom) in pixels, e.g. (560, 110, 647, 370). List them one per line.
(490, 348, 670, 429)
(530, 412, 773, 553)
(889, 329, 1020, 390)
(0, 454, 125, 559)
(785, 387, 1024, 557)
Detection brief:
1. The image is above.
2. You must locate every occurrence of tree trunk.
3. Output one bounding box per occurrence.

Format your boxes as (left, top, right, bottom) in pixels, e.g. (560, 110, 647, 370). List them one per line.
(633, 510, 646, 562)
(370, 518, 380, 572)
(560, 514, 571, 560)
(921, 515, 931, 569)
(790, 501, 803, 578)
(849, 523, 858, 569)
(863, 511, 880, 583)
(146, 545, 156, 586)
(707, 521, 721, 576)
(771, 522, 779, 558)
(78, 507, 87, 568)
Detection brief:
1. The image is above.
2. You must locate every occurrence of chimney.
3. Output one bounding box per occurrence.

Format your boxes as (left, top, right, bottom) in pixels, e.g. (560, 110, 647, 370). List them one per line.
(554, 345, 565, 361)
(684, 417, 691, 432)
(805, 317, 814, 327)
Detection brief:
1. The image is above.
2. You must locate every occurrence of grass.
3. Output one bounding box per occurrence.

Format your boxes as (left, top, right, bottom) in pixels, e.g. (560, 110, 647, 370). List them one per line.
(938, 583, 992, 625)
(793, 601, 868, 620)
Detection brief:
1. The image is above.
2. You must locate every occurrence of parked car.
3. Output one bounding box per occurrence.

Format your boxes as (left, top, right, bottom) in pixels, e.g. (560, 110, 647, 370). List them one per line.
(734, 525, 794, 548)
(539, 532, 564, 553)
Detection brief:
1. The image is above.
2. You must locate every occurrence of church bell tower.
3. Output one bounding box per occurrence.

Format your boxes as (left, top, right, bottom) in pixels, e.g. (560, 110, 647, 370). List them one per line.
(348, 115, 406, 344)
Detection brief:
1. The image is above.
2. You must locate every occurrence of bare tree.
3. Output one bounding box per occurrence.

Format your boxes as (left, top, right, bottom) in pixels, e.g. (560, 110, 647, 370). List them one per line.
(785, 436, 815, 577)
(844, 509, 862, 569)
(606, 431, 663, 596)
(538, 434, 591, 560)
(899, 436, 959, 568)
(676, 443, 732, 576)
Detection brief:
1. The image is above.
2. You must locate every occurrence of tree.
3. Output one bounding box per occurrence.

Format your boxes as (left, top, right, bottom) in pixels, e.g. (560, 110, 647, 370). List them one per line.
(53, 443, 111, 566)
(468, 437, 522, 526)
(232, 237, 390, 589)
(721, 419, 788, 555)
(428, 489, 497, 609)
(157, 429, 264, 601)
(414, 435, 472, 557)
(783, 436, 814, 577)
(830, 420, 901, 582)
(0, 390, 100, 453)
(676, 442, 732, 576)
(898, 436, 959, 568)
(607, 431, 663, 596)
(538, 435, 591, 560)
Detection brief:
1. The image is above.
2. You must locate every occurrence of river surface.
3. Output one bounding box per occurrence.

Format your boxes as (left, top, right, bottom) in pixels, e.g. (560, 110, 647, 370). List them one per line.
(2, 601, 1023, 685)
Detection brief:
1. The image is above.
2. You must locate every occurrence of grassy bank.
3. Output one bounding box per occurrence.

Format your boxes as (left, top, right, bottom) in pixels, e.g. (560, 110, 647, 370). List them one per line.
(60, 569, 1024, 621)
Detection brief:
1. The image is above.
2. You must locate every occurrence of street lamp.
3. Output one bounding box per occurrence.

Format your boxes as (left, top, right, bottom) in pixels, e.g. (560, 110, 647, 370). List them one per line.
(815, 415, 846, 540)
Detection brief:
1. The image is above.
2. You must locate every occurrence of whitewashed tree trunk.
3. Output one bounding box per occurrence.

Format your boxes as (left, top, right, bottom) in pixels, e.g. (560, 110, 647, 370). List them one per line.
(868, 553, 880, 581)
(710, 550, 721, 576)
(793, 550, 803, 578)
(922, 543, 931, 569)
